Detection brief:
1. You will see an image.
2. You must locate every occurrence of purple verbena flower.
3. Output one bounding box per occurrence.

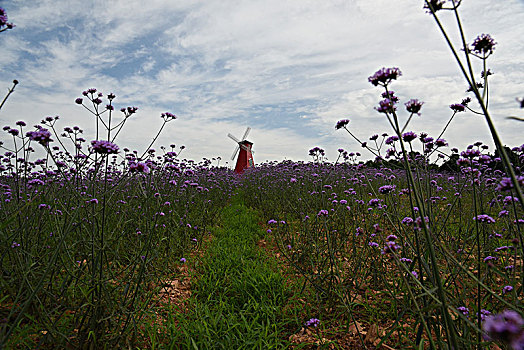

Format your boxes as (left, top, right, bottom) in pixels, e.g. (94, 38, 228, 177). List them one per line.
(26, 128, 53, 145)
(497, 176, 524, 191)
(471, 34, 497, 55)
(0, 7, 14, 29)
(382, 240, 400, 254)
(457, 306, 469, 316)
(385, 136, 399, 145)
(423, 0, 446, 13)
(478, 309, 491, 322)
(402, 131, 417, 142)
(382, 90, 399, 103)
(483, 256, 497, 262)
(305, 318, 320, 328)
(368, 67, 402, 87)
(161, 112, 177, 121)
(91, 140, 119, 154)
(376, 99, 397, 114)
(474, 214, 495, 223)
(401, 217, 413, 225)
(405, 99, 424, 115)
(129, 162, 150, 173)
(335, 119, 350, 130)
(435, 139, 448, 147)
(0, 8, 9, 27)
(379, 185, 396, 194)
(450, 104, 466, 112)
(483, 310, 524, 346)
(368, 198, 380, 206)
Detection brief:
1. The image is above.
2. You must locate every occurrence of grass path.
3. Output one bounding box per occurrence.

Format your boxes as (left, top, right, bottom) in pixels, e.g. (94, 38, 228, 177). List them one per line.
(166, 200, 304, 349)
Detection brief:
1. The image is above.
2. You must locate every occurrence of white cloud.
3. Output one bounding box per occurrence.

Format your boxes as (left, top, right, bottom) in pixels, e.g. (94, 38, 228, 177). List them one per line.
(1, 0, 523, 165)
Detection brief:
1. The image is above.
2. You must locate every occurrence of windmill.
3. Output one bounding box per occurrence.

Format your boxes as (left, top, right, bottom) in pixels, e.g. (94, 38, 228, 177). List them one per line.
(228, 127, 255, 174)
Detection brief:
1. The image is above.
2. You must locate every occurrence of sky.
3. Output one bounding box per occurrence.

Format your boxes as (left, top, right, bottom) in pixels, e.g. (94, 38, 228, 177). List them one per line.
(0, 0, 523, 166)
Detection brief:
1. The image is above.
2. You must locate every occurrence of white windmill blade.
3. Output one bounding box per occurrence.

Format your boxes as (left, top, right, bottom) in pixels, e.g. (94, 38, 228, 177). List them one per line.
(240, 144, 255, 155)
(231, 145, 240, 160)
(228, 133, 241, 143)
(241, 127, 251, 140)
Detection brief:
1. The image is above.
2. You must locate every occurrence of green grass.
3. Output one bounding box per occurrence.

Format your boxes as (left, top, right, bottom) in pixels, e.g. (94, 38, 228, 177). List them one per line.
(166, 199, 304, 349)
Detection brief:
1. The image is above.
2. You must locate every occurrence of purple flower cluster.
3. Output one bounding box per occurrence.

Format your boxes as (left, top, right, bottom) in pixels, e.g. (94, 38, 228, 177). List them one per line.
(402, 131, 417, 142)
(129, 162, 150, 173)
(378, 185, 396, 194)
(368, 67, 402, 87)
(335, 119, 350, 130)
(91, 140, 119, 154)
(483, 310, 524, 349)
(385, 136, 399, 145)
(382, 234, 400, 255)
(161, 112, 177, 121)
(0, 7, 14, 30)
(497, 176, 524, 191)
(405, 99, 424, 115)
(305, 318, 320, 328)
(423, 0, 446, 13)
(401, 217, 413, 225)
(121, 106, 138, 115)
(471, 34, 497, 55)
(376, 98, 397, 114)
(368, 198, 380, 207)
(308, 147, 325, 157)
(26, 128, 53, 145)
(478, 309, 492, 322)
(435, 139, 448, 147)
(450, 103, 466, 112)
(382, 91, 399, 103)
(457, 306, 469, 316)
(474, 214, 495, 223)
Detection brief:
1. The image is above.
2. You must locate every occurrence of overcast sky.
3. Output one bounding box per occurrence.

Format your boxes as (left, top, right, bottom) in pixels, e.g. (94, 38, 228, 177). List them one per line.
(1, 0, 523, 166)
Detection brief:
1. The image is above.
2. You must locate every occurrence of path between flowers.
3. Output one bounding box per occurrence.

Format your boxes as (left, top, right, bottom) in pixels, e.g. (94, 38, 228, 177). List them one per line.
(165, 200, 304, 348)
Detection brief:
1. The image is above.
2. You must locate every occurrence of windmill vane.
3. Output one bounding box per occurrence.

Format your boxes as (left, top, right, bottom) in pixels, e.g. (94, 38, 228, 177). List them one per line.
(227, 127, 255, 174)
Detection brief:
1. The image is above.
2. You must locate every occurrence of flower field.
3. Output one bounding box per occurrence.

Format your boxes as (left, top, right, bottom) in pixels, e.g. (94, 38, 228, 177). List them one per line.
(242, 150, 523, 348)
(1, 1, 524, 349)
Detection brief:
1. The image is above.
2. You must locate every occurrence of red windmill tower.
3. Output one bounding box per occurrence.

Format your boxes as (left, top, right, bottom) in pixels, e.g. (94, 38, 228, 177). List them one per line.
(228, 127, 255, 174)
